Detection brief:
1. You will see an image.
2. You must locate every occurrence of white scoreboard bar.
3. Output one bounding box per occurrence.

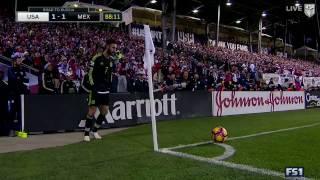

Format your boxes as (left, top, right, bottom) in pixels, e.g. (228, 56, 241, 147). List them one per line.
(16, 12, 49, 22)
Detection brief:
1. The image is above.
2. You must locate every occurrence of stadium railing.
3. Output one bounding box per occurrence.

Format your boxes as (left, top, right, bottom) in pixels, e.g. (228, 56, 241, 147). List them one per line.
(0, 55, 40, 75)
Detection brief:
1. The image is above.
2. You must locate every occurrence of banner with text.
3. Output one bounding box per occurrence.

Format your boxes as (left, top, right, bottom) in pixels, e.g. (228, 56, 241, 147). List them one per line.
(262, 74, 295, 85)
(212, 91, 305, 116)
(177, 31, 194, 44)
(208, 39, 249, 51)
(24, 92, 211, 132)
(131, 24, 200, 44)
(303, 77, 320, 89)
(131, 25, 162, 40)
(262, 73, 281, 84)
(305, 91, 320, 108)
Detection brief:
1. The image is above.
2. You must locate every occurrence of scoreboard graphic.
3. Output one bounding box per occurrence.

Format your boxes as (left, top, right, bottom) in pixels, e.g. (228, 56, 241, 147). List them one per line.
(16, 7, 122, 22)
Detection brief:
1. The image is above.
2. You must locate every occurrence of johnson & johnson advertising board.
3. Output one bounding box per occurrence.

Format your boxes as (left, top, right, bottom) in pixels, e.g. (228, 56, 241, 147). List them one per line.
(212, 91, 305, 116)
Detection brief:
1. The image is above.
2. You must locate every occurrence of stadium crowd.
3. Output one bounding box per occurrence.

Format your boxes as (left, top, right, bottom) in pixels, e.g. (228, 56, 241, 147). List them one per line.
(1, 18, 319, 95)
(1, 13, 320, 137)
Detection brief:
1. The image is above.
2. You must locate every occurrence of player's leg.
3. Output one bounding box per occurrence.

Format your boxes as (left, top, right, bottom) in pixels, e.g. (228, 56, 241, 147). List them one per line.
(84, 91, 97, 142)
(91, 92, 109, 139)
(91, 105, 109, 139)
(84, 106, 97, 142)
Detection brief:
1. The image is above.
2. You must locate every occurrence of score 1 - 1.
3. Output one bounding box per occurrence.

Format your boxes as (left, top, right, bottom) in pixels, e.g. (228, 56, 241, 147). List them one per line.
(50, 13, 67, 21)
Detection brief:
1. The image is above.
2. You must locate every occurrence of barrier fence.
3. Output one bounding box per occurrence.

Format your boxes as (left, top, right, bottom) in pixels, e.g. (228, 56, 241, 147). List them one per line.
(21, 91, 317, 132)
(22, 92, 212, 132)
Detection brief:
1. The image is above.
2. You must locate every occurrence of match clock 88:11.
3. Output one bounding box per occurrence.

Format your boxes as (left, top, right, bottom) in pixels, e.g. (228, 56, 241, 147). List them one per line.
(103, 12, 122, 21)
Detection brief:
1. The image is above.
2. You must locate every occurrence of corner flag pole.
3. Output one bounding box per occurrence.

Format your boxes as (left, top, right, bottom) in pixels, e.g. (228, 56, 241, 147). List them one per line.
(144, 25, 159, 151)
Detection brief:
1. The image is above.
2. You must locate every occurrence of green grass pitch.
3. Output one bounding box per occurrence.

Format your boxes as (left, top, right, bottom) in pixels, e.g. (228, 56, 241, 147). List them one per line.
(0, 109, 319, 180)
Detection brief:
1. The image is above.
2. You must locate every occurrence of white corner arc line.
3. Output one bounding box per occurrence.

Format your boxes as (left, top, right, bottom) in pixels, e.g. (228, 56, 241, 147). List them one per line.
(159, 123, 320, 179)
(212, 143, 236, 161)
(159, 148, 314, 180)
(159, 148, 286, 178)
(166, 122, 320, 151)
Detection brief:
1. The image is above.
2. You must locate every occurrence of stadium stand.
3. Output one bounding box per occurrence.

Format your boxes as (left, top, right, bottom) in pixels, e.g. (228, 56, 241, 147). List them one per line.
(1, 15, 320, 94)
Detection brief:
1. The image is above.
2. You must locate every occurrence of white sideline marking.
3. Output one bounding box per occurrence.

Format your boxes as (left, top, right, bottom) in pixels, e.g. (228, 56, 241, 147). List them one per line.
(228, 122, 320, 141)
(167, 122, 320, 151)
(159, 122, 320, 179)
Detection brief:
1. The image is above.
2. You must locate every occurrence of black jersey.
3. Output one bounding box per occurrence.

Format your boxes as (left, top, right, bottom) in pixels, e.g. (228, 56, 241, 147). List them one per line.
(40, 70, 55, 94)
(88, 54, 113, 92)
(8, 66, 29, 95)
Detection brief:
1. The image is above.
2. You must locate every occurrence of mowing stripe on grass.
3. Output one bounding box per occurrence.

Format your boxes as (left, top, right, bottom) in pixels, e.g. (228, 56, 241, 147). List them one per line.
(166, 122, 320, 151)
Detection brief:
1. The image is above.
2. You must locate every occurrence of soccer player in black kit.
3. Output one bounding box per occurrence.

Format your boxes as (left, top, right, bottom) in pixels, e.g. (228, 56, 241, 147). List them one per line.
(84, 40, 117, 142)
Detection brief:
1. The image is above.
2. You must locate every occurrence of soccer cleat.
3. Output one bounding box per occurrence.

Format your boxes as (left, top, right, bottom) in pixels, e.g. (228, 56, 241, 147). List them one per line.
(92, 132, 102, 140)
(84, 136, 91, 142)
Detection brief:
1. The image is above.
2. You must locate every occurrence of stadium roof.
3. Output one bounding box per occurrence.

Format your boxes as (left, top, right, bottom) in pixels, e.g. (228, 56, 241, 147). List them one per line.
(9, 0, 320, 49)
(106, 0, 315, 24)
(63, 1, 120, 12)
(107, 0, 320, 49)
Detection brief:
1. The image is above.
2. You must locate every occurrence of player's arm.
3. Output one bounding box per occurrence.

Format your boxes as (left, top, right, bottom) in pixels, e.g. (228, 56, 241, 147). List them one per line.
(60, 80, 65, 94)
(88, 56, 99, 86)
(88, 63, 94, 86)
(81, 75, 90, 93)
(107, 60, 113, 85)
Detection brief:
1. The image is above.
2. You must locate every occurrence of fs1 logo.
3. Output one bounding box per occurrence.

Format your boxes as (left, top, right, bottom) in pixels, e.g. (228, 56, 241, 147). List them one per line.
(285, 167, 304, 179)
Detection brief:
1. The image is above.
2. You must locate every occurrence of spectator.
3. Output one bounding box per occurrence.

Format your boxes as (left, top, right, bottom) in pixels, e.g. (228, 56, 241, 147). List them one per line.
(111, 75, 118, 93)
(164, 73, 178, 91)
(178, 71, 192, 91)
(134, 70, 148, 93)
(0, 69, 9, 136)
(33, 52, 45, 70)
(282, 79, 290, 89)
(126, 73, 135, 93)
(117, 75, 128, 93)
(268, 78, 276, 91)
(40, 63, 56, 94)
(192, 73, 205, 91)
(60, 72, 78, 94)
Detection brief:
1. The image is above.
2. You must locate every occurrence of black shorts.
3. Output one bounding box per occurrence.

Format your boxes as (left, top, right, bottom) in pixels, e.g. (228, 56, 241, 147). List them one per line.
(88, 91, 109, 106)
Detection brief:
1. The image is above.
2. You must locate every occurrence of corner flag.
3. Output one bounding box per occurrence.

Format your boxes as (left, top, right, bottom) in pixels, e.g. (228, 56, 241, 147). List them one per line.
(143, 25, 155, 70)
(143, 25, 159, 151)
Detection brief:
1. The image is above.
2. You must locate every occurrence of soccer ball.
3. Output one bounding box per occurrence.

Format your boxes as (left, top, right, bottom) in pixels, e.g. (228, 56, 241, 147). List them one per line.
(212, 127, 228, 143)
